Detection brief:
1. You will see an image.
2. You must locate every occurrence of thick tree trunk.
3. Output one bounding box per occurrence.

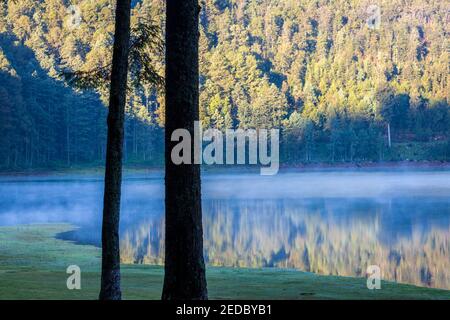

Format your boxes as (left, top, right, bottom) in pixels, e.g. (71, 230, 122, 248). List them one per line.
(99, 0, 131, 301)
(162, 0, 208, 300)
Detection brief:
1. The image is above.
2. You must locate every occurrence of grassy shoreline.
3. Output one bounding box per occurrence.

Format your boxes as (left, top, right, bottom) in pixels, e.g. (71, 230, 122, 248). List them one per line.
(0, 224, 449, 300)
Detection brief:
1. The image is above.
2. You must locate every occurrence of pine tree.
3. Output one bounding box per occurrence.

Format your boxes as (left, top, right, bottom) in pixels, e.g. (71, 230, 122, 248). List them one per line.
(99, 0, 132, 301)
(162, 0, 208, 300)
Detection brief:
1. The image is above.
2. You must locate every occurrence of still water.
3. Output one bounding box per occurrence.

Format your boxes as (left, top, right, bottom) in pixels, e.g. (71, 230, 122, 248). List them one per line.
(0, 170, 449, 289)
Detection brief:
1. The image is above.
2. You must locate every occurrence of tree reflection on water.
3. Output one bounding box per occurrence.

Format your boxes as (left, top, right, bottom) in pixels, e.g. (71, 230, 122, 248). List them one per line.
(119, 198, 449, 290)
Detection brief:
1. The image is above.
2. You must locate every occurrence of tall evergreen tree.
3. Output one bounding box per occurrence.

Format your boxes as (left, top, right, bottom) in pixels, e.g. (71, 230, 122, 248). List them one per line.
(99, 0, 132, 300)
(162, 0, 208, 300)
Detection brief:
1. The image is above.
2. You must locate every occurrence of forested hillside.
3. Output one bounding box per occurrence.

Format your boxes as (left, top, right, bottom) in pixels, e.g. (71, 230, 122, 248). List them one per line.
(0, 0, 449, 169)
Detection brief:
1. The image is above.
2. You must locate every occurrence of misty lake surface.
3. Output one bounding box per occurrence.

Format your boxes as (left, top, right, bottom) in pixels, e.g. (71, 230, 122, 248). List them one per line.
(0, 170, 449, 289)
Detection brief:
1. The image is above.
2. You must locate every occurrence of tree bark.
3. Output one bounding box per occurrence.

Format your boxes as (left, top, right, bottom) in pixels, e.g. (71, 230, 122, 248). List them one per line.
(162, 0, 208, 300)
(99, 0, 131, 301)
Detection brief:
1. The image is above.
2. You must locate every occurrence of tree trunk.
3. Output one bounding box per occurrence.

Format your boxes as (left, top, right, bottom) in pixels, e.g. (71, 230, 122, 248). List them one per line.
(387, 122, 392, 148)
(99, 0, 131, 301)
(66, 104, 70, 167)
(162, 0, 208, 300)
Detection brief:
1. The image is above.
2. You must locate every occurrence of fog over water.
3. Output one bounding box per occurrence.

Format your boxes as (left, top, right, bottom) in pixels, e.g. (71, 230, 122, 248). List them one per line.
(0, 170, 449, 289)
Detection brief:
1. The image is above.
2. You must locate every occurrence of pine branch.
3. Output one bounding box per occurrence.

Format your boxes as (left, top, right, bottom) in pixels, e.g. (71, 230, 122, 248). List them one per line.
(61, 17, 164, 94)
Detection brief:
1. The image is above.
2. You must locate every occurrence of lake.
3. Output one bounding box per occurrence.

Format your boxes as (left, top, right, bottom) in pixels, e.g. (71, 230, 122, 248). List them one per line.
(0, 170, 449, 289)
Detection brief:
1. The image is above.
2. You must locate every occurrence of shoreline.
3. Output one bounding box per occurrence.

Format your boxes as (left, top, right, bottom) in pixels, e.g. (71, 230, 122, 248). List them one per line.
(1, 160, 450, 177)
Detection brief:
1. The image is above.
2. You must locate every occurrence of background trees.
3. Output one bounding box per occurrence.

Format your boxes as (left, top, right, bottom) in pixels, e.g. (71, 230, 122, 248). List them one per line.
(0, 0, 449, 168)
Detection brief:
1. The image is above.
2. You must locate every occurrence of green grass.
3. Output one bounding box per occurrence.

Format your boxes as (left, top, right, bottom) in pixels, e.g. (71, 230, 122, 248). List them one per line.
(0, 224, 449, 300)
